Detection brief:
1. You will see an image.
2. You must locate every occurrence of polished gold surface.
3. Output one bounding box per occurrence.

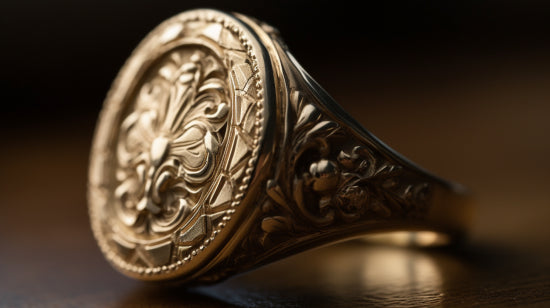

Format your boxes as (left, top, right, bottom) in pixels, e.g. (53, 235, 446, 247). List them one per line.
(89, 9, 472, 284)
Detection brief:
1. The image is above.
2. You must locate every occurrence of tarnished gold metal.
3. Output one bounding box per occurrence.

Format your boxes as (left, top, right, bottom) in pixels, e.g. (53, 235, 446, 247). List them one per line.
(88, 9, 473, 284)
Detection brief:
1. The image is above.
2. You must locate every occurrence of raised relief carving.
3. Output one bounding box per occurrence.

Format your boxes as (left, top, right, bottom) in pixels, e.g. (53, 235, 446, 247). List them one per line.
(115, 48, 230, 236)
(88, 14, 264, 275)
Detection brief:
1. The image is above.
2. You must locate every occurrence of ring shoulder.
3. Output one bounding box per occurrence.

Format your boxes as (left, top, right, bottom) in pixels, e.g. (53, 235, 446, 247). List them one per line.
(258, 86, 434, 246)
(257, 34, 435, 241)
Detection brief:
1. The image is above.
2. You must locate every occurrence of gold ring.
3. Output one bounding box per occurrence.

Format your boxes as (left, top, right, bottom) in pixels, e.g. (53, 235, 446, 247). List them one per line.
(88, 9, 473, 284)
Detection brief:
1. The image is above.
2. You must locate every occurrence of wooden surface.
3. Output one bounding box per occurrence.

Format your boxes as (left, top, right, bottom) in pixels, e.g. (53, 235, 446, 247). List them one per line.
(2, 64, 550, 307)
(2, 9, 550, 305)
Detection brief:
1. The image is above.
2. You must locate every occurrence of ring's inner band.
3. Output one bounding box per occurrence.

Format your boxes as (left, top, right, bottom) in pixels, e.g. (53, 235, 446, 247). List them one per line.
(362, 231, 451, 247)
(352, 182, 473, 247)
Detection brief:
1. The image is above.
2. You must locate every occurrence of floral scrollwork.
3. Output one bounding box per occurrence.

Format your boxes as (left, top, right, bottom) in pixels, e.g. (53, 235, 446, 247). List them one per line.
(260, 90, 431, 245)
(115, 49, 230, 235)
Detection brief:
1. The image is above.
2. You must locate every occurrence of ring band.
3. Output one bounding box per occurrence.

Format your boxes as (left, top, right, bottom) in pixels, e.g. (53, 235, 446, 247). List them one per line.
(88, 9, 473, 283)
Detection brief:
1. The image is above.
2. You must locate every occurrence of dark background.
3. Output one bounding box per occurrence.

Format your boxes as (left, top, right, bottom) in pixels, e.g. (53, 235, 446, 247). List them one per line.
(1, 1, 549, 307)
(3, 0, 550, 132)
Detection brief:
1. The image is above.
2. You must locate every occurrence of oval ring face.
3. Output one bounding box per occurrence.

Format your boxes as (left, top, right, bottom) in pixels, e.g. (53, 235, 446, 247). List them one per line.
(88, 10, 265, 279)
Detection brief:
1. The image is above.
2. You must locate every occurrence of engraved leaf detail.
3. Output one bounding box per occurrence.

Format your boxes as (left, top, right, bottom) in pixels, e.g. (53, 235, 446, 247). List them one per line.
(115, 50, 230, 235)
(260, 90, 431, 243)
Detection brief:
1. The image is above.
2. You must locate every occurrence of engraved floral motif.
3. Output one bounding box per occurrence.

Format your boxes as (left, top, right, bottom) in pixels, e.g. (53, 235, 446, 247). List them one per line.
(115, 49, 230, 235)
(260, 90, 431, 244)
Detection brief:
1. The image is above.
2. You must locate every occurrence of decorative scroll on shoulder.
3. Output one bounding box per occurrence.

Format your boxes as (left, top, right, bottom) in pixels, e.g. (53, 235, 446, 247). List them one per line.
(258, 89, 432, 246)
